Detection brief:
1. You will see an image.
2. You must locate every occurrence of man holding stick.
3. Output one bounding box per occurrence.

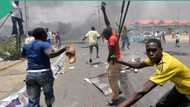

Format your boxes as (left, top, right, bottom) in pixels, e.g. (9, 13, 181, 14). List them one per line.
(101, 2, 122, 105)
(117, 38, 190, 107)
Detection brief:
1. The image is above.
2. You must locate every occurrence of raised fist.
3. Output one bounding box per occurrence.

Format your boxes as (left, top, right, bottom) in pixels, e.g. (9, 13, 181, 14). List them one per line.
(101, 2, 106, 11)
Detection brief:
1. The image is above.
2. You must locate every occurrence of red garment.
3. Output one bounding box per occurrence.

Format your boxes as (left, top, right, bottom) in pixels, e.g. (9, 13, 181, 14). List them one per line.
(108, 31, 121, 60)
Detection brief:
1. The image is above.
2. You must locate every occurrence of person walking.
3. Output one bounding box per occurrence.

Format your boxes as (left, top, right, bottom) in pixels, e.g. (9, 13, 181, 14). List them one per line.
(117, 38, 190, 107)
(21, 27, 69, 107)
(82, 26, 100, 63)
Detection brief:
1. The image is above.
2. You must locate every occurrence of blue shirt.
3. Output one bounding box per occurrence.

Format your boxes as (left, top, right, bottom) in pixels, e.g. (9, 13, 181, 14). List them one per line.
(22, 40, 51, 70)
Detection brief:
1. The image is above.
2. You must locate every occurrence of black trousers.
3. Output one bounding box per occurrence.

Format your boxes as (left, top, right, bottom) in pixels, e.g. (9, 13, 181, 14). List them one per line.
(11, 16, 24, 35)
(156, 87, 190, 107)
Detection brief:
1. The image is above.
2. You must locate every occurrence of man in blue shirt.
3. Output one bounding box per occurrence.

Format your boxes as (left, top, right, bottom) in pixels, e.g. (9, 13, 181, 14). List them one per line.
(22, 27, 68, 107)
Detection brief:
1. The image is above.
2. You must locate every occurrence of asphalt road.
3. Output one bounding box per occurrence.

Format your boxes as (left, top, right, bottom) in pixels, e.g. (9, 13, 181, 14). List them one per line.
(1, 40, 190, 107)
(51, 41, 190, 107)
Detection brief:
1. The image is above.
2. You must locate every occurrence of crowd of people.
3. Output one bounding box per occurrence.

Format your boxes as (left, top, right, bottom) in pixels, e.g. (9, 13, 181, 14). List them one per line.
(45, 28, 62, 49)
(8, 0, 190, 107)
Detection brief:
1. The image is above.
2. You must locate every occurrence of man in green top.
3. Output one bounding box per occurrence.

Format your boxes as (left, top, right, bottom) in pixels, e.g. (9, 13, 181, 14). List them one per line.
(117, 38, 190, 107)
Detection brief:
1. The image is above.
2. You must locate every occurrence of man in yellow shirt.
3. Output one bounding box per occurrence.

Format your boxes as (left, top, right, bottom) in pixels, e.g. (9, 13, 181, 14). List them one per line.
(117, 38, 190, 107)
(82, 27, 100, 63)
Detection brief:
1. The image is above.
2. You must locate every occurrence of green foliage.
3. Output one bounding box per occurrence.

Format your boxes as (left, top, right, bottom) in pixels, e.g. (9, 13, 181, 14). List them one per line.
(0, 37, 19, 60)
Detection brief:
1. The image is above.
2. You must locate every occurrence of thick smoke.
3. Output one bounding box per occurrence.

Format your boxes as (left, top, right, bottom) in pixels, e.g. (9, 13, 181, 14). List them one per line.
(1, 1, 190, 42)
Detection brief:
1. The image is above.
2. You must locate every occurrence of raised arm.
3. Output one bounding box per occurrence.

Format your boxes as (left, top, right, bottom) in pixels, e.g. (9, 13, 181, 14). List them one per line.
(101, 2, 111, 27)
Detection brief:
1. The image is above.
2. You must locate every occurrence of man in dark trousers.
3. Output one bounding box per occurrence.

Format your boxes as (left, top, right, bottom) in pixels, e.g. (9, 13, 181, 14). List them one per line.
(101, 2, 122, 105)
(117, 38, 190, 107)
(22, 27, 69, 107)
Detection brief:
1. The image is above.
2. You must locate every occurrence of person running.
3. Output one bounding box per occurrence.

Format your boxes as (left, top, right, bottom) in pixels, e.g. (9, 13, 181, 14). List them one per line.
(117, 38, 190, 107)
(11, 0, 24, 36)
(101, 2, 122, 105)
(21, 27, 69, 107)
(82, 26, 100, 63)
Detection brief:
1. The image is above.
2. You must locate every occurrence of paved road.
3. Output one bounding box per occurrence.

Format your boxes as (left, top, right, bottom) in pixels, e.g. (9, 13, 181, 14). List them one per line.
(0, 60, 26, 100)
(41, 41, 190, 107)
(1, 41, 190, 107)
(50, 42, 113, 107)
(51, 41, 190, 107)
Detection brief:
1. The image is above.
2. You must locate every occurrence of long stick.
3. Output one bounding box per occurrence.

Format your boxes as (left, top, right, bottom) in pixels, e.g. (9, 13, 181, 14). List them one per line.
(84, 78, 105, 94)
(118, 0, 125, 33)
(24, 0, 28, 34)
(118, 0, 131, 40)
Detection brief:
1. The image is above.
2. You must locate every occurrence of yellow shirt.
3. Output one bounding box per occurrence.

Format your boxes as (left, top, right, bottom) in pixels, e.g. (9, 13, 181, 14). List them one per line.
(85, 31, 100, 45)
(144, 52, 190, 95)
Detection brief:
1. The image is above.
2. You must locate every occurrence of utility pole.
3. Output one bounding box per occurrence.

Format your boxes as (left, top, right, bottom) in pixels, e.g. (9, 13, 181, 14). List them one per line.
(16, 0, 28, 59)
(97, 6, 100, 32)
(24, 0, 28, 34)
